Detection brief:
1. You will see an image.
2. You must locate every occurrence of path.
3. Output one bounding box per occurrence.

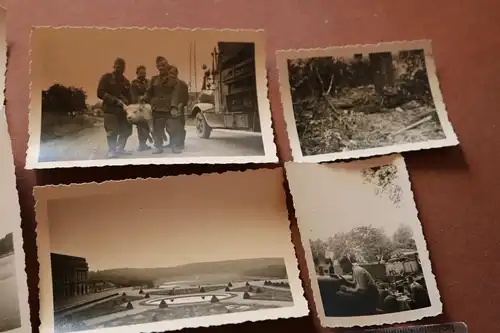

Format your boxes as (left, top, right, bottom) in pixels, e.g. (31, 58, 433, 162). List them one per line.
(39, 120, 265, 162)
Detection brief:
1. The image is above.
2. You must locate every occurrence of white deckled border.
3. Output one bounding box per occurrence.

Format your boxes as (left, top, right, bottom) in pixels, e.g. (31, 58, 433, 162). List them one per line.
(285, 154, 442, 328)
(26, 27, 277, 169)
(34, 168, 309, 333)
(1, 7, 32, 333)
(277, 40, 459, 163)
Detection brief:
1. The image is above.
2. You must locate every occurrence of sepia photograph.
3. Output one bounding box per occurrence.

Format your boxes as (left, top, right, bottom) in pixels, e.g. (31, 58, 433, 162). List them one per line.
(27, 28, 277, 169)
(34, 168, 308, 333)
(277, 40, 458, 162)
(285, 155, 442, 327)
(1, 6, 31, 333)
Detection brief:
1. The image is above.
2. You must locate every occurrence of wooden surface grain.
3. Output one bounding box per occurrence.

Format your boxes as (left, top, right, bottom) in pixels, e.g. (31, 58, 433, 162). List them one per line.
(3, 0, 500, 332)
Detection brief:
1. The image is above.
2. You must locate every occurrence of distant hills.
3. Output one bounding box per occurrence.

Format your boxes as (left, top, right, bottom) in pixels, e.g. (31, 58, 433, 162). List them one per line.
(88, 257, 288, 288)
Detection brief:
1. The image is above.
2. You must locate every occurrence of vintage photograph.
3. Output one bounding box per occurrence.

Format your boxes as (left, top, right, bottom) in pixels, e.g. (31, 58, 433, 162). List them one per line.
(277, 40, 458, 162)
(35, 168, 308, 333)
(28, 28, 277, 169)
(1, 6, 31, 333)
(285, 155, 442, 327)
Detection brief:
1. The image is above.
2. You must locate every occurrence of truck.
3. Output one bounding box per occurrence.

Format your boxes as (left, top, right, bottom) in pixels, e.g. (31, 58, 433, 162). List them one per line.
(189, 42, 261, 139)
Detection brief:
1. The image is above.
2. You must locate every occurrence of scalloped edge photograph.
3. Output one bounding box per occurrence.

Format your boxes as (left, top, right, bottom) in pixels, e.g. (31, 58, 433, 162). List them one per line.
(26, 27, 277, 169)
(34, 167, 308, 333)
(277, 40, 459, 163)
(285, 155, 442, 328)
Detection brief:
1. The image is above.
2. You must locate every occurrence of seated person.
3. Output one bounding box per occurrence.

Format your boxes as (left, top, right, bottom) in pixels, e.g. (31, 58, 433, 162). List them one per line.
(334, 256, 380, 316)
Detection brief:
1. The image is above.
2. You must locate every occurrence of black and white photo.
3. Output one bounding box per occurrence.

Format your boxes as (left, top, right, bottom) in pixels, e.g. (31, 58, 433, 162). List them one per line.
(1, 6, 31, 333)
(28, 28, 277, 169)
(285, 155, 442, 327)
(277, 40, 458, 162)
(35, 168, 308, 333)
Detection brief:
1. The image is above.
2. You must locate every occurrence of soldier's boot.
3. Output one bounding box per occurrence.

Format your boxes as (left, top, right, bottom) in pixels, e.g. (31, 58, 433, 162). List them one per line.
(152, 147, 163, 154)
(116, 136, 132, 155)
(172, 145, 183, 154)
(106, 136, 119, 159)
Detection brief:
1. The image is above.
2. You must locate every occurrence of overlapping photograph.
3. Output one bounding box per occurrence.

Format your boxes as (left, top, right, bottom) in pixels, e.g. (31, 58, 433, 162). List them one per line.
(35, 168, 308, 333)
(278, 40, 458, 162)
(28, 28, 277, 168)
(1, 6, 31, 333)
(286, 155, 442, 327)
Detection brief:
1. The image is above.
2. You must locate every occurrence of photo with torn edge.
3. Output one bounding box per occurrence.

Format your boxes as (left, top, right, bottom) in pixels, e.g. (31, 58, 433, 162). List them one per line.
(277, 40, 459, 163)
(0, 7, 32, 333)
(27, 27, 277, 169)
(285, 155, 442, 327)
(34, 168, 308, 333)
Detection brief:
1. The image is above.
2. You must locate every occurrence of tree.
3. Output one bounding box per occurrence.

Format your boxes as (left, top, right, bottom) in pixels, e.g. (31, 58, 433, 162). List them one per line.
(309, 239, 327, 265)
(369, 52, 395, 94)
(392, 224, 417, 250)
(362, 164, 403, 207)
(42, 84, 88, 114)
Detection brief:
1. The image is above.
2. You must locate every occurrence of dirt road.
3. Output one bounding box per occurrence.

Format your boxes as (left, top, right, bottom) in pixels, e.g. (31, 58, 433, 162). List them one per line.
(39, 120, 265, 162)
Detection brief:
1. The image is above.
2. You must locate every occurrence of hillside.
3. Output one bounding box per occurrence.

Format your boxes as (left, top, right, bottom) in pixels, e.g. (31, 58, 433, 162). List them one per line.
(0, 232, 14, 257)
(88, 257, 287, 287)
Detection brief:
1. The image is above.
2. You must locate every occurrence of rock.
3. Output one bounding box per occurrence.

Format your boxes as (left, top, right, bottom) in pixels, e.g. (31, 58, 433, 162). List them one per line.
(159, 300, 168, 309)
(126, 301, 133, 309)
(210, 295, 219, 303)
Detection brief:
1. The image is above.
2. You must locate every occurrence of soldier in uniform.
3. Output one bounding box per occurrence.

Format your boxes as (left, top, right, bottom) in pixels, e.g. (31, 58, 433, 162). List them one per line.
(155, 56, 169, 144)
(143, 56, 178, 154)
(168, 65, 189, 151)
(130, 65, 151, 151)
(97, 57, 133, 158)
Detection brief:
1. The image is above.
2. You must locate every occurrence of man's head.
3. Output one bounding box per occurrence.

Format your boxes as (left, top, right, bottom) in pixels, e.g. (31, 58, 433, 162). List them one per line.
(168, 65, 179, 80)
(156, 56, 169, 75)
(339, 256, 353, 274)
(113, 57, 126, 75)
(136, 65, 147, 80)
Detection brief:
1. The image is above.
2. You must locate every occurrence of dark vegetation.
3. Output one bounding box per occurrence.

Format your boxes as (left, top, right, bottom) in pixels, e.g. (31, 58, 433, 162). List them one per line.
(288, 49, 445, 155)
(0, 232, 14, 257)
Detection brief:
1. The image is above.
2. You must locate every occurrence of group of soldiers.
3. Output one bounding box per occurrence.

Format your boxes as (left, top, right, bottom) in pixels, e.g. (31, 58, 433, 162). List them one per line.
(97, 56, 189, 158)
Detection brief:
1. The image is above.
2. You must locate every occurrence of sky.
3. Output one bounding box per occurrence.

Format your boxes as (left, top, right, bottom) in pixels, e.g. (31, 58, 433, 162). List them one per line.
(286, 160, 416, 241)
(45, 169, 293, 271)
(31, 28, 260, 104)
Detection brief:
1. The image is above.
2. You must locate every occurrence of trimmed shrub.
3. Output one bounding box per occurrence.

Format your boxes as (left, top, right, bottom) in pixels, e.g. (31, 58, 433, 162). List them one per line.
(200, 287, 206, 293)
(139, 289, 144, 294)
(159, 300, 168, 309)
(126, 301, 134, 309)
(227, 282, 233, 287)
(152, 314, 159, 322)
(225, 286, 230, 292)
(256, 287, 263, 293)
(144, 293, 150, 299)
(243, 292, 251, 299)
(210, 295, 219, 303)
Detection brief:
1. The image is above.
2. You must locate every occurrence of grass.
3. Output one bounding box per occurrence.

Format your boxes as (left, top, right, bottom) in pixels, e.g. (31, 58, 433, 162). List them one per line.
(294, 85, 446, 156)
(150, 285, 224, 296)
(55, 295, 144, 324)
(230, 286, 293, 302)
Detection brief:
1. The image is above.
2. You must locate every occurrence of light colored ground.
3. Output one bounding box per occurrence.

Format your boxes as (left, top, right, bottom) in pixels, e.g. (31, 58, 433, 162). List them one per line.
(55, 279, 293, 332)
(39, 119, 265, 162)
(0, 254, 21, 333)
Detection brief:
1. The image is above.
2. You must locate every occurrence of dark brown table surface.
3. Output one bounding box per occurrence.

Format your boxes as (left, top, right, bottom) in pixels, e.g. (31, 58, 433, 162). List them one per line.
(3, 0, 500, 332)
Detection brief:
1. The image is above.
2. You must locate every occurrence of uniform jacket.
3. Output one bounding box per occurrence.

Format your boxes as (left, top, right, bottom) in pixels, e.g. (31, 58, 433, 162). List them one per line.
(97, 72, 132, 114)
(145, 75, 176, 113)
(172, 79, 190, 109)
(130, 78, 150, 104)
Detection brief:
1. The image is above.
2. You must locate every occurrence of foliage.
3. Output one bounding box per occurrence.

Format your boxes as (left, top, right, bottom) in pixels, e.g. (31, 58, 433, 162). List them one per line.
(0, 232, 14, 256)
(42, 84, 88, 114)
(392, 224, 417, 250)
(310, 224, 416, 265)
(287, 50, 443, 156)
(362, 164, 403, 207)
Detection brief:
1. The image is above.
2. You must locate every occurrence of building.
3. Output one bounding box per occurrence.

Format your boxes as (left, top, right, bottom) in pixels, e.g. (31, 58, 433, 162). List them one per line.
(50, 253, 89, 301)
